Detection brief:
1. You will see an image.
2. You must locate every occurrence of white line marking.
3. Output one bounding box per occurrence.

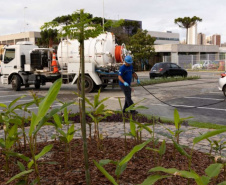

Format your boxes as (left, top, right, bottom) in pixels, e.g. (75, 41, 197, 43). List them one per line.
(149, 103, 226, 111)
(185, 97, 225, 101)
(0, 99, 33, 104)
(0, 94, 28, 98)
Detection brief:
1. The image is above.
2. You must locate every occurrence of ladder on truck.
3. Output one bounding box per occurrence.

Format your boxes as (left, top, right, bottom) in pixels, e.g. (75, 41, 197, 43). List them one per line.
(61, 71, 70, 84)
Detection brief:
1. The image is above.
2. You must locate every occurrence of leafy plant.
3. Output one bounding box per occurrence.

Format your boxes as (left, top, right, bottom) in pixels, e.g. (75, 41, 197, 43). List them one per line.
(94, 139, 151, 184)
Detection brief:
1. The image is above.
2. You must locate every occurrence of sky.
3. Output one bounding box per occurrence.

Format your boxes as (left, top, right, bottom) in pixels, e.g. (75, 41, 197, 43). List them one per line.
(1, 0, 226, 43)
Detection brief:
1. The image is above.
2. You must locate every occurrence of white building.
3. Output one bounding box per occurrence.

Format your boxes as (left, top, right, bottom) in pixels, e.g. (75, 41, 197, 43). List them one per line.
(148, 31, 180, 45)
(187, 24, 197, 45)
(0, 32, 41, 45)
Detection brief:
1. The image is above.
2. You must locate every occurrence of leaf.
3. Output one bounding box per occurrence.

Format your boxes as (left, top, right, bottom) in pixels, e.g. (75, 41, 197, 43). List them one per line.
(29, 112, 37, 137)
(193, 129, 226, 145)
(30, 78, 61, 136)
(0, 103, 7, 108)
(64, 107, 69, 125)
(115, 163, 127, 177)
(84, 97, 94, 107)
(174, 109, 180, 129)
(139, 175, 171, 185)
(146, 147, 159, 153)
(95, 104, 105, 115)
(28, 144, 53, 169)
(6, 170, 33, 184)
(93, 160, 118, 185)
(173, 140, 191, 159)
(9, 95, 26, 110)
(7, 151, 30, 162)
(99, 159, 113, 166)
(149, 167, 199, 179)
(218, 181, 226, 185)
(17, 161, 25, 172)
(130, 119, 136, 137)
(119, 139, 151, 166)
(205, 163, 223, 178)
(159, 140, 166, 156)
(53, 114, 62, 128)
(59, 136, 68, 143)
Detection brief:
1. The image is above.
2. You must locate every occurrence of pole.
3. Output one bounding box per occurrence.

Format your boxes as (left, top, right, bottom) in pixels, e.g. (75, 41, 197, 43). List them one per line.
(102, 0, 104, 32)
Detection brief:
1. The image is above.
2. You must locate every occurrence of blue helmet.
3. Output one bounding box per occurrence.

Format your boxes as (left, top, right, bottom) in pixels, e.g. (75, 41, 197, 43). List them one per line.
(124, 55, 133, 64)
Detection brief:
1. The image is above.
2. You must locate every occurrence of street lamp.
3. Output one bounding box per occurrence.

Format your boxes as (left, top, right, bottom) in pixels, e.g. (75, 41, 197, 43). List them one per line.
(24, 7, 27, 32)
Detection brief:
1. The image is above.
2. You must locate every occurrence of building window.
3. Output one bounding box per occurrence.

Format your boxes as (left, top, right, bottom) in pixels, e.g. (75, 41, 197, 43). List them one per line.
(4, 49, 15, 63)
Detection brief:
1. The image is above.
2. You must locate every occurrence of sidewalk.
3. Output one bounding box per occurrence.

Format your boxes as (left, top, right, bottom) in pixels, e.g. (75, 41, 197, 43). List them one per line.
(1, 122, 225, 155)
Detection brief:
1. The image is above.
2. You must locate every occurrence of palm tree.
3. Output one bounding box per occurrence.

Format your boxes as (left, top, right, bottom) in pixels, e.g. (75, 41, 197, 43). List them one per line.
(174, 16, 202, 44)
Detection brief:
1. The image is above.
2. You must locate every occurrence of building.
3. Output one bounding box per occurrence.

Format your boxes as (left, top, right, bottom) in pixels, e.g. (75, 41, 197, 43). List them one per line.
(148, 31, 180, 45)
(212, 34, 221, 47)
(187, 24, 197, 45)
(197, 33, 206, 45)
(0, 31, 41, 45)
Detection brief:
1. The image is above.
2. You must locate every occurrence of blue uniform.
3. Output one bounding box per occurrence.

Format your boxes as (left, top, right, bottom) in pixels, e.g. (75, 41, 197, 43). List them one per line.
(118, 65, 135, 86)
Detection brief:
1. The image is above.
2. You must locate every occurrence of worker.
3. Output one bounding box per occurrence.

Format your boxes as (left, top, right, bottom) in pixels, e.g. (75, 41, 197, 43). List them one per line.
(118, 55, 140, 114)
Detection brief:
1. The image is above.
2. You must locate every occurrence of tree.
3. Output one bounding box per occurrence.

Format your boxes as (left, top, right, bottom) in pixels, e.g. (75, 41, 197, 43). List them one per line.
(174, 16, 202, 44)
(37, 29, 58, 48)
(128, 29, 155, 70)
(122, 20, 141, 37)
(41, 9, 104, 185)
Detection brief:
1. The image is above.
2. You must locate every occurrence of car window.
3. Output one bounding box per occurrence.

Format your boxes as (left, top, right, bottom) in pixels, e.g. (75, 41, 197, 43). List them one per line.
(170, 63, 179, 69)
(152, 63, 162, 70)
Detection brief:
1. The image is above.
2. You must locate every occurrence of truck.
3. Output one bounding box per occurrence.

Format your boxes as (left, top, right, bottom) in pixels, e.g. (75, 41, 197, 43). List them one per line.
(0, 32, 129, 93)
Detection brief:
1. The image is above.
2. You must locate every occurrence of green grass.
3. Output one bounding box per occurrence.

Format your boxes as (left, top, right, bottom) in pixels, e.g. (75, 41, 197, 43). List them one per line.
(132, 76, 200, 87)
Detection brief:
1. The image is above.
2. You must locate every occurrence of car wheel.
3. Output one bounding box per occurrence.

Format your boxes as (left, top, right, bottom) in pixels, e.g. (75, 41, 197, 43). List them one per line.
(77, 75, 95, 93)
(223, 85, 226, 97)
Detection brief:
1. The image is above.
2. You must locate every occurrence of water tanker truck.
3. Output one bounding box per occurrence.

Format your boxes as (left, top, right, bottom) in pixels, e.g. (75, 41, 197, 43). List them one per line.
(0, 32, 129, 92)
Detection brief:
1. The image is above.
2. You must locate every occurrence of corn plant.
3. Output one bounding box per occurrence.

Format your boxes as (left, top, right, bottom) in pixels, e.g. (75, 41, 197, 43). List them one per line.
(143, 163, 224, 185)
(163, 108, 193, 144)
(52, 108, 80, 168)
(84, 89, 113, 146)
(94, 139, 151, 184)
(146, 139, 166, 166)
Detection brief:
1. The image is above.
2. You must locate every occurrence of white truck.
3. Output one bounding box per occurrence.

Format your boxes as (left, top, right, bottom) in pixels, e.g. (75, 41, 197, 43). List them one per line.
(0, 32, 129, 92)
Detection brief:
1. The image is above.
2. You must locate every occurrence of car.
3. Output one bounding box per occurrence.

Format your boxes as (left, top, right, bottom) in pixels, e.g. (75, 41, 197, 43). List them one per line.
(149, 62, 187, 79)
(218, 72, 226, 97)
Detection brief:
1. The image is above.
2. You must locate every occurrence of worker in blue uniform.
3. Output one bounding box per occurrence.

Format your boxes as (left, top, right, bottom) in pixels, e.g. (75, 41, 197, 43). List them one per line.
(118, 55, 140, 114)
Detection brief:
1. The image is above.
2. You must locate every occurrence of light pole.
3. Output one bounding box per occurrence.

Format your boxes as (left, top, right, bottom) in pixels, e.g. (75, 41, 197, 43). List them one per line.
(102, 0, 104, 32)
(24, 7, 27, 33)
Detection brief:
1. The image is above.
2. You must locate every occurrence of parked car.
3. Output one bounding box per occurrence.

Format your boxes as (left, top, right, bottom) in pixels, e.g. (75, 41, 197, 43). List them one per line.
(149, 62, 187, 79)
(218, 72, 226, 97)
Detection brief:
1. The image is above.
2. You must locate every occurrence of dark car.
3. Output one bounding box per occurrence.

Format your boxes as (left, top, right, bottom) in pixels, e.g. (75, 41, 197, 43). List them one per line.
(150, 62, 187, 79)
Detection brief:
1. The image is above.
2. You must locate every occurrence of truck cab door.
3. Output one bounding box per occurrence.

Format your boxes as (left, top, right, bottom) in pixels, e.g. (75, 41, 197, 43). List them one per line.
(2, 48, 16, 74)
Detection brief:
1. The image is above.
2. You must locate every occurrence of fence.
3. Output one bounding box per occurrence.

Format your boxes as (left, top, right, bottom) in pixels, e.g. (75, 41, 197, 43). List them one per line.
(163, 54, 226, 71)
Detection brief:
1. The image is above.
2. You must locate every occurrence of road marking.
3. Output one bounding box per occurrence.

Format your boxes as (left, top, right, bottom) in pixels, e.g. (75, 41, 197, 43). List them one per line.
(0, 99, 33, 104)
(0, 94, 28, 98)
(149, 103, 226, 111)
(185, 97, 225, 101)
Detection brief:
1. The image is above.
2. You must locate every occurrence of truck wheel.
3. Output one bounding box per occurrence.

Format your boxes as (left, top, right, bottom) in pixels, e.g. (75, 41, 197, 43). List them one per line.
(35, 83, 40, 89)
(11, 75, 21, 91)
(77, 75, 94, 93)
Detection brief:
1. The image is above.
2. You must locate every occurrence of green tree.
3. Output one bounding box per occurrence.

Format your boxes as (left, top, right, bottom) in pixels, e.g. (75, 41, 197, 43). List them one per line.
(122, 20, 141, 36)
(41, 9, 105, 184)
(174, 16, 202, 44)
(128, 29, 155, 70)
(37, 29, 58, 48)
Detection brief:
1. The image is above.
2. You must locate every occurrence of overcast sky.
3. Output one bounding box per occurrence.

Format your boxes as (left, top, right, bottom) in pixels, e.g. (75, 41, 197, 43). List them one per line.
(1, 0, 226, 42)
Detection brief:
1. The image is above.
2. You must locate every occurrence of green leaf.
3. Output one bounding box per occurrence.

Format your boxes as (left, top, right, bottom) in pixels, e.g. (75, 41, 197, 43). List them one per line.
(115, 162, 127, 177)
(9, 95, 26, 110)
(99, 159, 113, 166)
(93, 160, 118, 185)
(130, 119, 136, 137)
(67, 124, 75, 142)
(64, 107, 69, 124)
(29, 112, 37, 137)
(139, 175, 171, 185)
(84, 97, 94, 107)
(205, 163, 223, 178)
(173, 140, 191, 159)
(149, 167, 199, 179)
(159, 140, 166, 156)
(174, 109, 180, 129)
(7, 151, 30, 162)
(96, 104, 105, 114)
(6, 170, 33, 184)
(218, 181, 226, 185)
(199, 176, 210, 185)
(146, 147, 159, 153)
(53, 114, 62, 128)
(17, 161, 25, 172)
(30, 79, 61, 136)
(28, 144, 53, 169)
(59, 136, 68, 143)
(193, 129, 226, 145)
(0, 103, 7, 108)
(119, 139, 151, 166)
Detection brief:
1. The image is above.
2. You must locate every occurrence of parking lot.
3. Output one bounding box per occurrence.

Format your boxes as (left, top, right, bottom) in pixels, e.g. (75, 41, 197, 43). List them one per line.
(0, 71, 225, 125)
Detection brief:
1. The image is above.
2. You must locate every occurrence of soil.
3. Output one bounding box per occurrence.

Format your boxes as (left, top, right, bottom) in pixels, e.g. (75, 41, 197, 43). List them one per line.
(1, 138, 225, 185)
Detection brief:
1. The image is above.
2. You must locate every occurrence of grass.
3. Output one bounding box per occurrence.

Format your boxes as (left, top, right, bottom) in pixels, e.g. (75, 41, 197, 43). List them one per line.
(132, 76, 200, 87)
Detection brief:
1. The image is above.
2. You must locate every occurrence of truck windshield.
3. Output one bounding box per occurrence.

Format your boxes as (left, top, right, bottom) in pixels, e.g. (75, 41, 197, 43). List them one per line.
(4, 49, 15, 64)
